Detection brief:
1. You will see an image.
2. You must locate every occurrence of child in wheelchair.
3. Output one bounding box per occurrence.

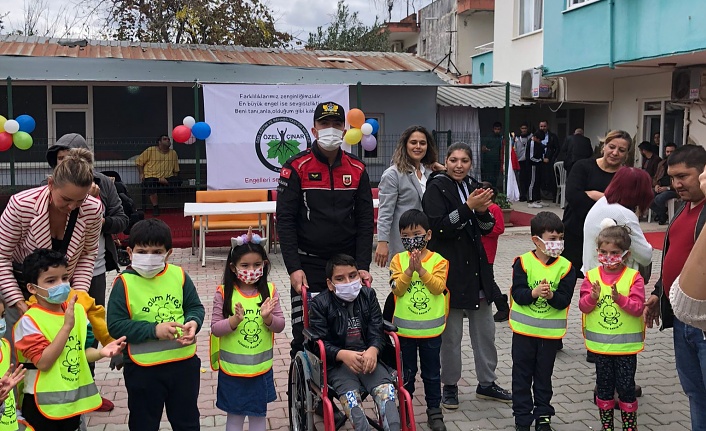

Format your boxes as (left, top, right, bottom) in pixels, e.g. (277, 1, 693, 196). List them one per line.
(308, 254, 401, 431)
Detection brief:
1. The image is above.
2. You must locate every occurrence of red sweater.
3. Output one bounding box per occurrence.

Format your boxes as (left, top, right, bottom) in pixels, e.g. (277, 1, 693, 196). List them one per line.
(481, 203, 505, 264)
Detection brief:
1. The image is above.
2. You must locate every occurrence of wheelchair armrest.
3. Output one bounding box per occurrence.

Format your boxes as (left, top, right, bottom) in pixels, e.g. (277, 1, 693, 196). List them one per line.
(383, 320, 398, 333)
(303, 328, 320, 342)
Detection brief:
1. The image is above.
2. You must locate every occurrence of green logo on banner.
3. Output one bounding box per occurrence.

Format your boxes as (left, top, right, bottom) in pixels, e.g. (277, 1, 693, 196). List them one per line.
(255, 117, 312, 172)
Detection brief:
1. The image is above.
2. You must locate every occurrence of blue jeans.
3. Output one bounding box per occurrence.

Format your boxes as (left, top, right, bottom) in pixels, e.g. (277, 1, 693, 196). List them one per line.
(399, 335, 442, 409)
(674, 317, 706, 431)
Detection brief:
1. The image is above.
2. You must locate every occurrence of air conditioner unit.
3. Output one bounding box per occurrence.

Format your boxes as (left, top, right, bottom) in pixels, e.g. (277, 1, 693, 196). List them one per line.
(521, 68, 560, 101)
(391, 41, 404, 52)
(671, 67, 706, 102)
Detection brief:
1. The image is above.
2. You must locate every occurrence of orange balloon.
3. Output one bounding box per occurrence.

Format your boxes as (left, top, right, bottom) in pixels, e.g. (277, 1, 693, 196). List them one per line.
(347, 108, 365, 128)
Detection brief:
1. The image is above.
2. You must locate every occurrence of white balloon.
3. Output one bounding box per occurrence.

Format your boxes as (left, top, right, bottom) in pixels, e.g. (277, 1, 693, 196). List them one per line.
(3, 119, 19, 134)
(183, 116, 196, 129)
(360, 123, 374, 136)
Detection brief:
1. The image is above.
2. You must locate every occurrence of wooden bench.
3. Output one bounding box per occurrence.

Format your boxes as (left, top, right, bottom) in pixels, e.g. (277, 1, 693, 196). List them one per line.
(191, 189, 270, 254)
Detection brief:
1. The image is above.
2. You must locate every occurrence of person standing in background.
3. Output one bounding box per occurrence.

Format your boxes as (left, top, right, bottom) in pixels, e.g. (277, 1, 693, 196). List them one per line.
(514, 124, 531, 202)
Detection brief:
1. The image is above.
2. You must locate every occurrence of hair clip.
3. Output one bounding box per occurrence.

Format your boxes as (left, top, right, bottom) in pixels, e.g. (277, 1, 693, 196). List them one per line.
(231, 227, 264, 247)
(599, 218, 617, 230)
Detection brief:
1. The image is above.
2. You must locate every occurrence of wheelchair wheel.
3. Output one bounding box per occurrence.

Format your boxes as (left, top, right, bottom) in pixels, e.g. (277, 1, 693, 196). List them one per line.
(289, 354, 313, 431)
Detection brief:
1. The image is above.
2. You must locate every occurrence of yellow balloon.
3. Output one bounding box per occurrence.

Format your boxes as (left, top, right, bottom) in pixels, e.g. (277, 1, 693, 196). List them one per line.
(0, 115, 6, 132)
(344, 128, 363, 145)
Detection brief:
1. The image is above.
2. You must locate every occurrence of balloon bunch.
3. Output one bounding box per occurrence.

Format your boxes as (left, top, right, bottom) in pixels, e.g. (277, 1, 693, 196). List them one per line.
(172, 116, 212, 144)
(0, 114, 35, 151)
(343, 109, 380, 152)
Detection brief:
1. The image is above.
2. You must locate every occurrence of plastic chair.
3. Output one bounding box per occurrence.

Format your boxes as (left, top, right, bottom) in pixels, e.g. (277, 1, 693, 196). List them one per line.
(554, 161, 567, 209)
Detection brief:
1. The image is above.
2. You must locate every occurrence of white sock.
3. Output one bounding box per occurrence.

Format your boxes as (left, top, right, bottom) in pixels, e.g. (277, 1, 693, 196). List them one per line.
(226, 414, 246, 431)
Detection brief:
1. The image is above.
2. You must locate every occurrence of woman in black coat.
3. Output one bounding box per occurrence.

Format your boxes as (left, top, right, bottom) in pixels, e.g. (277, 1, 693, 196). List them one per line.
(422, 142, 511, 409)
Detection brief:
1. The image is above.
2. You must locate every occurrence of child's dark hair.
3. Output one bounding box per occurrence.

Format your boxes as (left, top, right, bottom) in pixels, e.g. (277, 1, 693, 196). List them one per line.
(129, 219, 172, 250)
(481, 181, 498, 203)
(398, 209, 430, 232)
(222, 242, 270, 318)
(22, 248, 68, 286)
(530, 212, 564, 237)
(325, 254, 358, 279)
(596, 225, 631, 251)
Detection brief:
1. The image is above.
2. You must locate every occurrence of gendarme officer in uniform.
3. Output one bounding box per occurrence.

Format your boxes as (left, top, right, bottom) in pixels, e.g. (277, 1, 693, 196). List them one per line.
(276, 101, 375, 359)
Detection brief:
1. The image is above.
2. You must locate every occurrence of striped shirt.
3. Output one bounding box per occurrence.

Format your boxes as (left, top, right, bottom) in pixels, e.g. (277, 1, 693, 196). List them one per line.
(0, 186, 103, 306)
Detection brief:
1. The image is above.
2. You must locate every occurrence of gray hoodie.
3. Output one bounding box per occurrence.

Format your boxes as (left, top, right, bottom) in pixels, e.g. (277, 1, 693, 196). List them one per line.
(45, 133, 128, 274)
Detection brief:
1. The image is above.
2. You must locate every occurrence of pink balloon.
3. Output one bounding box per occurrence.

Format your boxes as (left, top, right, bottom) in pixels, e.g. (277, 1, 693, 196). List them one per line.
(172, 125, 191, 143)
(185, 134, 196, 145)
(0, 132, 11, 151)
(361, 134, 377, 152)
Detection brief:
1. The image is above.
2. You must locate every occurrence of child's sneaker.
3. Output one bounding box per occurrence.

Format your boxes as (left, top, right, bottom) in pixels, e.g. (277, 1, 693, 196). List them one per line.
(441, 385, 459, 409)
(515, 425, 531, 431)
(476, 383, 511, 402)
(535, 416, 554, 431)
(426, 408, 446, 431)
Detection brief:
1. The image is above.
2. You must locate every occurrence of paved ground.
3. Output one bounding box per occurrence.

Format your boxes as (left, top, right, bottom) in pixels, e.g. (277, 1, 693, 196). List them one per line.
(85, 203, 688, 431)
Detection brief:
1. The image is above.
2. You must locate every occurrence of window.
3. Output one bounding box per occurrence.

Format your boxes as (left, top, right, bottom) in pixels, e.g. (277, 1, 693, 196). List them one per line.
(567, 0, 599, 9)
(519, 0, 543, 35)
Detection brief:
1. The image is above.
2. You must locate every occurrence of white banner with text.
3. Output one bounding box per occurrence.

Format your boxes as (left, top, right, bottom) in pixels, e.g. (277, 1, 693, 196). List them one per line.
(203, 84, 350, 190)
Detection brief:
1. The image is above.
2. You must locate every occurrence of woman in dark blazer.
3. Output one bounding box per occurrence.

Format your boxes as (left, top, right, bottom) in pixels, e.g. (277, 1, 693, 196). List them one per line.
(422, 142, 511, 409)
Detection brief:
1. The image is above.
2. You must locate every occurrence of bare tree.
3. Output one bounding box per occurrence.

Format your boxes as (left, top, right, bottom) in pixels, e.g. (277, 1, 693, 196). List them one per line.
(7, 0, 87, 38)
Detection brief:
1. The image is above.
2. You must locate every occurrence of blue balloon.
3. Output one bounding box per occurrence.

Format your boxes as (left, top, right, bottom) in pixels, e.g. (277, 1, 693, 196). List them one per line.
(16, 115, 36, 134)
(365, 118, 379, 135)
(191, 122, 212, 140)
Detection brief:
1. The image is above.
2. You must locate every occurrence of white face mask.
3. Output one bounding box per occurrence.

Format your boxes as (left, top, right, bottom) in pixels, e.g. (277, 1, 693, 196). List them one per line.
(131, 253, 166, 278)
(317, 128, 344, 151)
(334, 279, 362, 302)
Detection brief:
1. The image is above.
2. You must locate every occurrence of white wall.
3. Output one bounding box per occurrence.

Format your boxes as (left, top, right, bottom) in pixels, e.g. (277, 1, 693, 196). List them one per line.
(610, 72, 671, 139)
(583, 104, 610, 146)
(456, 11, 494, 76)
(564, 74, 613, 102)
(492, 0, 543, 84)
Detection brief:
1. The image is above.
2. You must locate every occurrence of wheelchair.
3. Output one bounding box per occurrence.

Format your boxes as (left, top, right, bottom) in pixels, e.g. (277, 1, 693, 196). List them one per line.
(288, 284, 417, 431)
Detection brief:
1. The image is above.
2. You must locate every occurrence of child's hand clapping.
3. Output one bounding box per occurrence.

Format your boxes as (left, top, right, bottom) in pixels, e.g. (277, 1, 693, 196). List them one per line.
(260, 297, 278, 326)
(155, 321, 182, 340)
(177, 321, 198, 346)
(100, 336, 127, 358)
(62, 294, 78, 329)
(0, 364, 25, 403)
(611, 284, 621, 302)
(229, 302, 245, 330)
(590, 280, 601, 301)
(538, 279, 553, 300)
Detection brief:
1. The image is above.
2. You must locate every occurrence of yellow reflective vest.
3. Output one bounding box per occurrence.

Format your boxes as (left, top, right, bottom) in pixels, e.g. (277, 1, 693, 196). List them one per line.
(583, 267, 645, 355)
(0, 338, 33, 431)
(18, 304, 101, 420)
(509, 252, 572, 339)
(123, 264, 196, 366)
(210, 283, 275, 377)
(392, 252, 449, 338)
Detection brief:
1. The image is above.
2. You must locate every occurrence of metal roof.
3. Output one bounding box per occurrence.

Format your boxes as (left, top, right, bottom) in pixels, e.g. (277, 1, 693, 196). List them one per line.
(0, 56, 447, 86)
(437, 84, 533, 108)
(0, 35, 437, 72)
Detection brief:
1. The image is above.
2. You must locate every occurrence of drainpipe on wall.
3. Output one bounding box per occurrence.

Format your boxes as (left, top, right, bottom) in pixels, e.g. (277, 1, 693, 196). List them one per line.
(684, 106, 691, 146)
(609, 0, 615, 69)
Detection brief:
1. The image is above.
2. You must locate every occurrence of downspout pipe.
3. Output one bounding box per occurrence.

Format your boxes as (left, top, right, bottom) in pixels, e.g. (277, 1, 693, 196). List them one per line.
(609, 0, 615, 69)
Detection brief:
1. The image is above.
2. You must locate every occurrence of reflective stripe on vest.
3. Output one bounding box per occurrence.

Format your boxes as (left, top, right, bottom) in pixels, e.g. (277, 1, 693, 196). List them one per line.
(0, 339, 22, 431)
(583, 267, 645, 355)
(20, 304, 101, 420)
(209, 283, 275, 377)
(509, 252, 572, 339)
(392, 252, 449, 338)
(123, 264, 196, 366)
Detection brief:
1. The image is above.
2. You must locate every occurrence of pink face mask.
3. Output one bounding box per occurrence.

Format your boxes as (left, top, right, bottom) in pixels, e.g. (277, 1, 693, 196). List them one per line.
(597, 250, 628, 268)
(236, 267, 264, 285)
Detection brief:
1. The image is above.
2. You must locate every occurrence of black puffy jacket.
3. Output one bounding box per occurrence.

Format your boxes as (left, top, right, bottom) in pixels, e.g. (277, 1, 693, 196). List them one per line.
(308, 287, 384, 368)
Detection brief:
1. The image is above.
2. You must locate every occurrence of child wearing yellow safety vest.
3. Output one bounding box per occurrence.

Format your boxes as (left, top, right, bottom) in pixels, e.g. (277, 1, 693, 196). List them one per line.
(209, 229, 284, 431)
(107, 219, 205, 431)
(509, 212, 575, 431)
(14, 249, 126, 431)
(390, 209, 449, 431)
(0, 296, 31, 431)
(580, 222, 645, 431)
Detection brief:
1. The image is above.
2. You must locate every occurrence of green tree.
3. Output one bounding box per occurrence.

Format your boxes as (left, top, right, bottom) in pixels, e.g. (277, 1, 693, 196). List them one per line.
(107, 0, 292, 47)
(306, 0, 389, 52)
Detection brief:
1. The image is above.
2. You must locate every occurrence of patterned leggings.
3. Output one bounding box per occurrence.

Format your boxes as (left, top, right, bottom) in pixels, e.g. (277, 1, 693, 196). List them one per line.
(595, 353, 637, 403)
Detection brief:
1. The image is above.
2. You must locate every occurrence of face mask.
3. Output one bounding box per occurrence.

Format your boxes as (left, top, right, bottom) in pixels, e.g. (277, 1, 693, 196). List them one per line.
(236, 267, 264, 285)
(597, 251, 628, 268)
(131, 253, 166, 278)
(0, 318, 7, 339)
(401, 235, 428, 253)
(537, 238, 564, 258)
(334, 279, 362, 302)
(317, 128, 344, 151)
(37, 282, 71, 304)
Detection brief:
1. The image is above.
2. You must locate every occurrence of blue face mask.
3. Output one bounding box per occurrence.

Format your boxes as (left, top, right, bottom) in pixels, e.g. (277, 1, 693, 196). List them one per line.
(37, 282, 71, 304)
(0, 318, 6, 339)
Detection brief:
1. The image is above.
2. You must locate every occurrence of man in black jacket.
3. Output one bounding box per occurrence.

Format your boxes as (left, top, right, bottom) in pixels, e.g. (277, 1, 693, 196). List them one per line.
(276, 102, 375, 359)
(309, 254, 400, 431)
(539, 121, 560, 200)
(562, 128, 593, 173)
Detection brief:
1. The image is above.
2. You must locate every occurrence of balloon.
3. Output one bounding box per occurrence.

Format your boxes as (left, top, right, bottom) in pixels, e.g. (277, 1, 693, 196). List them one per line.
(0, 115, 6, 132)
(361, 134, 377, 152)
(12, 131, 33, 150)
(0, 132, 11, 151)
(185, 134, 196, 145)
(15, 115, 36, 133)
(344, 128, 363, 145)
(172, 125, 192, 143)
(360, 123, 373, 136)
(365, 118, 380, 135)
(183, 116, 196, 129)
(192, 122, 212, 140)
(3, 119, 19, 134)
(347, 109, 365, 128)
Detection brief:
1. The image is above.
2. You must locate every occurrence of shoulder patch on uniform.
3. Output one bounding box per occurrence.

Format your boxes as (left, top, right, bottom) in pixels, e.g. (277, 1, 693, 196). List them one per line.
(280, 168, 291, 179)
